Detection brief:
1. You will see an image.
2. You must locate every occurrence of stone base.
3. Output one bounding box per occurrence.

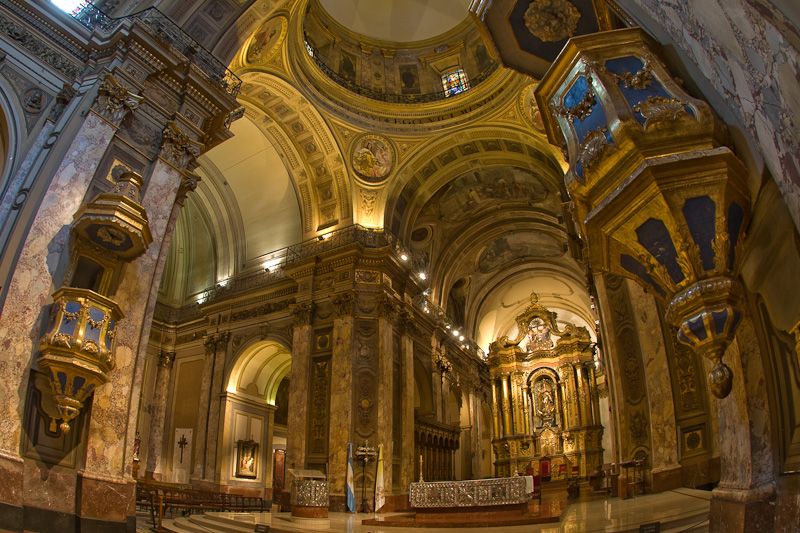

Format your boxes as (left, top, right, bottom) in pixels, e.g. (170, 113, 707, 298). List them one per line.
(77, 473, 135, 525)
(650, 465, 683, 492)
(0, 452, 23, 509)
(709, 485, 775, 532)
(291, 505, 328, 518)
(0, 503, 134, 533)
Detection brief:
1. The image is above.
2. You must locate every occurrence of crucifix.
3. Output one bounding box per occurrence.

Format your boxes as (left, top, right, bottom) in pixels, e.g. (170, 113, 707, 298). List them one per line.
(177, 434, 188, 463)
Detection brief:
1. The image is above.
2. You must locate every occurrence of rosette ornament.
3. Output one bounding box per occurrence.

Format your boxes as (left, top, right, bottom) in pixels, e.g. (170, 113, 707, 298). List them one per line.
(38, 287, 123, 432)
(535, 28, 750, 398)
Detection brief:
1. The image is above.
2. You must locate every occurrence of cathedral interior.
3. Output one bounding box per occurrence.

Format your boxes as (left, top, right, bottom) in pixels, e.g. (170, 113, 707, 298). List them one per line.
(0, 0, 798, 531)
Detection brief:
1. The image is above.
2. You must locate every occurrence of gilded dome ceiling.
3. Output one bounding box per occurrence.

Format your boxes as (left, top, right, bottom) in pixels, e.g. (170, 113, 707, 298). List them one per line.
(317, 0, 471, 43)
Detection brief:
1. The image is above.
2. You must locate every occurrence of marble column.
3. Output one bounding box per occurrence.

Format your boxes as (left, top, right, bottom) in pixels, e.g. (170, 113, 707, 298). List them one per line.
(709, 316, 776, 531)
(398, 316, 416, 493)
(376, 297, 396, 500)
(145, 350, 176, 479)
(626, 280, 681, 490)
(192, 337, 217, 483)
(328, 294, 354, 506)
(204, 331, 230, 482)
(0, 111, 115, 513)
(286, 303, 314, 472)
(78, 158, 186, 523)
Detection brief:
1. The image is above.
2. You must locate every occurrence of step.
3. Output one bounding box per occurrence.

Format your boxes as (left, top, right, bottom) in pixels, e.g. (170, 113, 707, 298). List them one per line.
(161, 517, 212, 533)
(188, 514, 259, 533)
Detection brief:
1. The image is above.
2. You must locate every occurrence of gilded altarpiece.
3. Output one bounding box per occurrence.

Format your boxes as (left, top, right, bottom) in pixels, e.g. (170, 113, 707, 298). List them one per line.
(489, 295, 603, 477)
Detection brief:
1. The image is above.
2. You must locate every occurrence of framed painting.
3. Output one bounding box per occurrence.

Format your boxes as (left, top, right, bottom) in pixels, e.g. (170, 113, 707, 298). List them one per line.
(235, 439, 259, 479)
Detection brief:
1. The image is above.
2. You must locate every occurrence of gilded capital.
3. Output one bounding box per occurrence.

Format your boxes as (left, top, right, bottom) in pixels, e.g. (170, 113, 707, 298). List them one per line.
(95, 72, 143, 125)
(332, 292, 355, 317)
(292, 302, 315, 326)
(160, 121, 203, 169)
(158, 350, 176, 368)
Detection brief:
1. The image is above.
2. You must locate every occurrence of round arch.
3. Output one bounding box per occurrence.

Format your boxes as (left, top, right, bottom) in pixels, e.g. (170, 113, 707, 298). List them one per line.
(227, 339, 292, 405)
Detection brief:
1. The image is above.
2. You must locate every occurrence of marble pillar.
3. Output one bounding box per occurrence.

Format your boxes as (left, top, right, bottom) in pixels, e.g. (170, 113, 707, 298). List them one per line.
(145, 350, 175, 479)
(286, 304, 313, 472)
(709, 316, 776, 531)
(626, 280, 682, 490)
(78, 158, 185, 523)
(491, 379, 502, 438)
(328, 295, 353, 505)
(0, 110, 115, 515)
(398, 321, 416, 493)
(376, 302, 395, 501)
(192, 338, 216, 483)
(204, 332, 230, 482)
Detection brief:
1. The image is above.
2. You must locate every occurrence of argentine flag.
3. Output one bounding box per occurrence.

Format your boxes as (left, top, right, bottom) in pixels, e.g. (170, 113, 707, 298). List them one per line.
(346, 442, 356, 512)
(374, 443, 385, 512)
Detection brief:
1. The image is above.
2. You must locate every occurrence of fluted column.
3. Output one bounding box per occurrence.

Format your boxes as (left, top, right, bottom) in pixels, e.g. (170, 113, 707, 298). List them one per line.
(559, 365, 578, 430)
(286, 303, 314, 472)
(510, 372, 525, 436)
(491, 379, 502, 438)
(521, 383, 532, 435)
(145, 350, 175, 479)
(501, 375, 513, 435)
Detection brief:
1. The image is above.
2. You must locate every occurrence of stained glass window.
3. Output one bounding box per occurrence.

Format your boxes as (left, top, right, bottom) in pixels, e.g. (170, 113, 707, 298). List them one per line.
(441, 68, 470, 97)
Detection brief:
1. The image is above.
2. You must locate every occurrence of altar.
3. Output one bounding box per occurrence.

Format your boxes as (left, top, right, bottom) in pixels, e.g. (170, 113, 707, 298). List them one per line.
(400, 476, 561, 527)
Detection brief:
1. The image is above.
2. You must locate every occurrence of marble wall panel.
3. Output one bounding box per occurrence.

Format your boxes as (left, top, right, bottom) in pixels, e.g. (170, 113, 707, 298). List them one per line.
(626, 0, 800, 231)
(327, 315, 353, 497)
(0, 112, 113, 454)
(82, 159, 182, 480)
(626, 280, 680, 474)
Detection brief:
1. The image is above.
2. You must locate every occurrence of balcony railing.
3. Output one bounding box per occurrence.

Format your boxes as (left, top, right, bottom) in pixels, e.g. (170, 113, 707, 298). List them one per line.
(71, 3, 241, 97)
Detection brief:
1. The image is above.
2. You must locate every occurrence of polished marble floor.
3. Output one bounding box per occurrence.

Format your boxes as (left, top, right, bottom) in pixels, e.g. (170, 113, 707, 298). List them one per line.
(150, 487, 711, 532)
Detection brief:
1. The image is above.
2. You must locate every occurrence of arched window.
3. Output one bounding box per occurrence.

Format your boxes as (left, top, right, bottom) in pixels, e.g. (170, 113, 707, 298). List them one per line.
(441, 68, 470, 97)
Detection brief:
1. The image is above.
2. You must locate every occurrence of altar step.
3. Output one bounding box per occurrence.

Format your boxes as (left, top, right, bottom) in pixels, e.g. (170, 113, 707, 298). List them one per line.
(161, 512, 270, 533)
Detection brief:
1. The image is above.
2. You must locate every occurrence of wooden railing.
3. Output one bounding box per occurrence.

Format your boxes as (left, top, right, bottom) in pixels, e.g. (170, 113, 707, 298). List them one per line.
(136, 482, 268, 529)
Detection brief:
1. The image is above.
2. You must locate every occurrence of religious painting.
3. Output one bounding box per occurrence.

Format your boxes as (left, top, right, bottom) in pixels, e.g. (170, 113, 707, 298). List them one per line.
(473, 41, 493, 73)
(534, 378, 558, 427)
(246, 16, 287, 63)
(477, 232, 564, 273)
(417, 167, 554, 223)
(351, 134, 394, 182)
(235, 439, 259, 479)
(339, 51, 358, 83)
(398, 64, 420, 94)
(527, 317, 554, 351)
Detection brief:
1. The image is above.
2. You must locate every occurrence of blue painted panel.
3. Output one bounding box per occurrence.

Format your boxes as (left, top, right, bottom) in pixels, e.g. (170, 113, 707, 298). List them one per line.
(727, 202, 744, 269)
(57, 372, 67, 394)
(564, 76, 590, 109)
(72, 375, 86, 397)
(605, 56, 684, 125)
(635, 218, 685, 284)
(564, 75, 610, 145)
(712, 308, 729, 335)
(84, 306, 104, 345)
(620, 254, 666, 297)
(688, 315, 708, 341)
(682, 196, 716, 271)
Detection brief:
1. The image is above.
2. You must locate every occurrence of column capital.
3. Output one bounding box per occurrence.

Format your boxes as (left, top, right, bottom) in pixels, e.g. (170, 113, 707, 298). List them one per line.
(292, 302, 315, 326)
(158, 350, 176, 368)
(94, 72, 143, 126)
(332, 292, 354, 317)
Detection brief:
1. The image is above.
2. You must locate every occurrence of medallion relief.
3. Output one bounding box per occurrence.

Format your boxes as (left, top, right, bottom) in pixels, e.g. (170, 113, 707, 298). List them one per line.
(350, 134, 394, 183)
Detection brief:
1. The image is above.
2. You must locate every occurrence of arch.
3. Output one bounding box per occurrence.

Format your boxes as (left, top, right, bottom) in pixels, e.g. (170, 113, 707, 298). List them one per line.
(0, 76, 25, 223)
(227, 339, 292, 405)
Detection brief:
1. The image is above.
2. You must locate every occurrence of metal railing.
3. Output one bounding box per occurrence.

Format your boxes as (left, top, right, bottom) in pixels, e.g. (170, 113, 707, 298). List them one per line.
(71, 3, 241, 97)
(285, 224, 394, 264)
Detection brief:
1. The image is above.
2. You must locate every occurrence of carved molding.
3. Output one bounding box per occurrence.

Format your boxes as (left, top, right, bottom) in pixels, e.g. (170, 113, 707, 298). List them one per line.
(292, 302, 315, 326)
(160, 121, 203, 169)
(95, 73, 143, 125)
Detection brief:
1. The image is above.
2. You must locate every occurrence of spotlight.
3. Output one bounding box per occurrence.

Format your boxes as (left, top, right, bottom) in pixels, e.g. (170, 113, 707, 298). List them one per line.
(452, 330, 460, 336)
(418, 272, 427, 280)
(459, 335, 464, 341)
(445, 324, 451, 330)
(400, 253, 408, 261)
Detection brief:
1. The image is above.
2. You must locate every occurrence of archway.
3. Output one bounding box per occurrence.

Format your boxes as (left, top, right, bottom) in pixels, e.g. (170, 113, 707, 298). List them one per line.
(219, 340, 292, 499)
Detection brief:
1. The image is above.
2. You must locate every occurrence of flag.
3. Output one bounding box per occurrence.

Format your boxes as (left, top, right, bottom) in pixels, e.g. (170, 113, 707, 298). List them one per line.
(374, 443, 385, 512)
(346, 442, 356, 512)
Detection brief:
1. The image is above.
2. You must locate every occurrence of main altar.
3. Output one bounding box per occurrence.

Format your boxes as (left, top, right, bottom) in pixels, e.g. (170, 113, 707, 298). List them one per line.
(488, 294, 604, 478)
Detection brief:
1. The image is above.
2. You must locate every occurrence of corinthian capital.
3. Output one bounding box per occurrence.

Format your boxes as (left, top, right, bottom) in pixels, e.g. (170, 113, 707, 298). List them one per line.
(95, 72, 143, 125)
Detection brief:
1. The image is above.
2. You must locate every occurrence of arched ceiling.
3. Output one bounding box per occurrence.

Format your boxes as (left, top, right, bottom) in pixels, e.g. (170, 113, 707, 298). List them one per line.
(318, 0, 470, 43)
(199, 116, 302, 270)
(227, 340, 292, 405)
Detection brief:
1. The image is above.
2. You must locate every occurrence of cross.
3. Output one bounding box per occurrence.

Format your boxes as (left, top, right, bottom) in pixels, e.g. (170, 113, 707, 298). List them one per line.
(177, 434, 188, 463)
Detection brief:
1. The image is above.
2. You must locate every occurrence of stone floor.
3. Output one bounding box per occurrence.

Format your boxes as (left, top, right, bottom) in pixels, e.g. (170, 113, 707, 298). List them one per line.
(147, 487, 711, 532)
